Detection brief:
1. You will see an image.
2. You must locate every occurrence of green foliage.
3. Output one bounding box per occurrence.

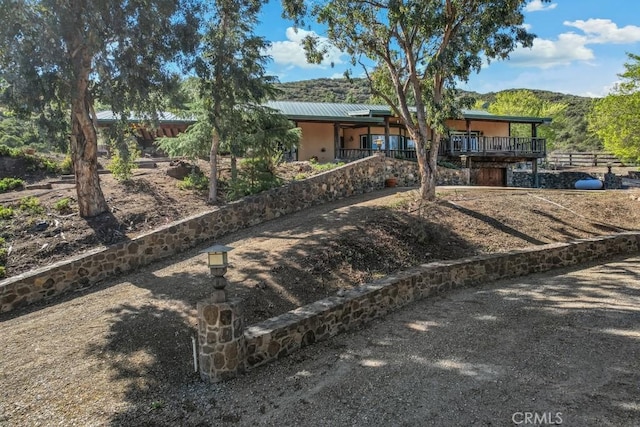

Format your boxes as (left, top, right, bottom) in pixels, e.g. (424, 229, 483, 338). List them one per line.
(0, 108, 68, 153)
(0, 266, 5, 278)
(275, 78, 374, 103)
(0, 0, 201, 217)
(482, 90, 568, 150)
(226, 157, 283, 201)
(310, 161, 345, 172)
(288, 0, 542, 199)
(274, 78, 599, 153)
(589, 53, 640, 163)
(178, 170, 209, 191)
(19, 196, 44, 214)
(194, 0, 281, 202)
(0, 144, 21, 157)
(0, 205, 13, 220)
(0, 178, 25, 193)
(237, 106, 301, 172)
(53, 198, 73, 214)
(157, 120, 212, 161)
(58, 156, 73, 175)
(108, 151, 138, 181)
(0, 144, 62, 173)
(437, 160, 460, 169)
(106, 132, 140, 181)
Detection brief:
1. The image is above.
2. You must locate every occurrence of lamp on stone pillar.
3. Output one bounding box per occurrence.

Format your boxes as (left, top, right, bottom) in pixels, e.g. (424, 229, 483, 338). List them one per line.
(201, 244, 233, 303)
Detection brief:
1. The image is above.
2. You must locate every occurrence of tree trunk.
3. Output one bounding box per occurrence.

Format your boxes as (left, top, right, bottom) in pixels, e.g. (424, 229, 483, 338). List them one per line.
(230, 154, 237, 182)
(70, 50, 109, 218)
(208, 132, 220, 203)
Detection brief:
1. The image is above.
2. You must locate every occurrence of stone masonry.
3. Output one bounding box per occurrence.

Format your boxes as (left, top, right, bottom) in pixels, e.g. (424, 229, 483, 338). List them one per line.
(198, 298, 246, 382)
(243, 232, 640, 370)
(0, 155, 469, 313)
(511, 171, 623, 189)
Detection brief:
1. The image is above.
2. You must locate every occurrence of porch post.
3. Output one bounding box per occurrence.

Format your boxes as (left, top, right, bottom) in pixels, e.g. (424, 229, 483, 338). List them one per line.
(532, 158, 539, 188)
(466, 119, 471, 152)
(334, 122, 340, 160)
(384, 116, 390, 157)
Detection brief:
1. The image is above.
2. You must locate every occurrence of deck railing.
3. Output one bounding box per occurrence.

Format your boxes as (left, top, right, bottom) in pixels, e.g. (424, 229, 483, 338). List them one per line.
(445, 136, 546, 157)
(337, 136, 545, 161)
(337, 148, 419, 161)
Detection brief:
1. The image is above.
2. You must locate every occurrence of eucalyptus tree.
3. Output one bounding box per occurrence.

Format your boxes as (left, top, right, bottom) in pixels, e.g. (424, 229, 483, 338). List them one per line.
(285, 0, 546, 200)
(589, 53, 640, 163)
(196, 0, 280, 203)
(0, 0, 200, 217)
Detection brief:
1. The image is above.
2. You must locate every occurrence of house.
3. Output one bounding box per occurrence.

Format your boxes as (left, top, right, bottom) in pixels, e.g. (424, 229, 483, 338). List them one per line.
(265, 101, 550, 186)
(96, 101, 550, 186)
(94, 110, 195, 155)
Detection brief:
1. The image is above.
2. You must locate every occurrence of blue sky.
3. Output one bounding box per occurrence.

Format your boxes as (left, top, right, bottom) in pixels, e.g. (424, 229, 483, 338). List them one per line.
(256, 0, 640, 97)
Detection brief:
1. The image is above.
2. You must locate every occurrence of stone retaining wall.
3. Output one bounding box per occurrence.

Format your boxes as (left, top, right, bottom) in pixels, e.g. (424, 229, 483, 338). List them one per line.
(0, 155, 468, 313)
(511, 171, 623, 189)
(243, 232, 640, 368)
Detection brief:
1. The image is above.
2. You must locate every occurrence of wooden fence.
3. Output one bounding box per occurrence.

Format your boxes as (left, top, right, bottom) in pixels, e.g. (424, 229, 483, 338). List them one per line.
(547, 152, 634, 167)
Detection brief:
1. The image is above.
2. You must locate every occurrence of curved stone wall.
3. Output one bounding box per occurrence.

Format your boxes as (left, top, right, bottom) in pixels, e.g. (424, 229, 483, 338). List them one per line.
(0, 155, 469, 313)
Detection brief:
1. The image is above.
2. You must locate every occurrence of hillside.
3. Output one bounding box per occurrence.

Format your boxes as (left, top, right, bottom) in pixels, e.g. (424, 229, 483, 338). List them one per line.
(275, 78, 600, 152)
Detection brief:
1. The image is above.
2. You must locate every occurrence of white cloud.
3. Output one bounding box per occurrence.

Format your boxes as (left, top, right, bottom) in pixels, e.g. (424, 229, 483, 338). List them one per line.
(510, 32, 594, 68)
(525, 0, 557, 12)
(564, 19, 640, 44)
(521, 23, 533, 31)
(508, 18, 640, 70)
(266, 27, 347, 70)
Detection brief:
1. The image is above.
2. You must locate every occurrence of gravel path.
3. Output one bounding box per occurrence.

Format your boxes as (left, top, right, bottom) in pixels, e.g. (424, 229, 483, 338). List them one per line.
(1, 188, 639, 426)
(206, 256, 640, 427)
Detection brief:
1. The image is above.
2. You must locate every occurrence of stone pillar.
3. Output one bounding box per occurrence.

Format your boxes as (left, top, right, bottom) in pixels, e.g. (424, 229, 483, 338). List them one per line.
(198, 298, 246, 382)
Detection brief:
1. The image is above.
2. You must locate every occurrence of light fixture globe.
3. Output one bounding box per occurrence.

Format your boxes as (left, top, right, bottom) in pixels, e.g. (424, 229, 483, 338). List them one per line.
(201, 244, 233, 269)
(201, 244, 234, 301)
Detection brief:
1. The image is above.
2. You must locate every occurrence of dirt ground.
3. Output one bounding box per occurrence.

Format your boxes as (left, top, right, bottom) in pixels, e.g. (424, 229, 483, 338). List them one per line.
(1, 162, 640, 425)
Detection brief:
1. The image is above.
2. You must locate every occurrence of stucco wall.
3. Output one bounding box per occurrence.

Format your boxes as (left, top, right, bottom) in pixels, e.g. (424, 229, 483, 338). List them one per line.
(0, 155, 468, 313)
(297, 122, 335, 162)
(446, 119, 510, 137)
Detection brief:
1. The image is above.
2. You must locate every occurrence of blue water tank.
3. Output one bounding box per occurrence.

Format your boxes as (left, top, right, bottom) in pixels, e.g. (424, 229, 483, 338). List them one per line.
(575, 178, 603, 190)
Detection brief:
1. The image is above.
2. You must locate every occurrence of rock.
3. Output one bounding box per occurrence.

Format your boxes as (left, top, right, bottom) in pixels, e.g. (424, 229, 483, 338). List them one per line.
(31, 221, 49, 232)
(25, 183, 52, 190)
(166, 161, 193, 179)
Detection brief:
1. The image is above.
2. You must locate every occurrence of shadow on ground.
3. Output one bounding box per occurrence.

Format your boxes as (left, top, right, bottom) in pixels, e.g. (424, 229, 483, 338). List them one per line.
(97, 256, 640, 426)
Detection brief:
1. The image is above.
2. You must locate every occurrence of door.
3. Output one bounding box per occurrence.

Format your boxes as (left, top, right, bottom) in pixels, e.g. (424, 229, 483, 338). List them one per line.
(476, 168, 506, 186)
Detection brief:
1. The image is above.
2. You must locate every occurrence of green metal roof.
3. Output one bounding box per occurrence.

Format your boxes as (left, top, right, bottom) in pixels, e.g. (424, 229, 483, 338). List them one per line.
(95, 111, 195, 125)
(265, 101, 551, 124)
(96, 102, 551, 126)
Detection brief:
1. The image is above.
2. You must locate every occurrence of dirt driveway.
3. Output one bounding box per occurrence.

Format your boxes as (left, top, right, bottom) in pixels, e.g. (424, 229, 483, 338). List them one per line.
(220, 255, 639, 427)
(1, 188, 639, 426)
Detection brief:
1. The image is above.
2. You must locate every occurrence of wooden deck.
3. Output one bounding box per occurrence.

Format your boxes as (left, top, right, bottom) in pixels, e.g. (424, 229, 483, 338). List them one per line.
(337, 136, 546, 161)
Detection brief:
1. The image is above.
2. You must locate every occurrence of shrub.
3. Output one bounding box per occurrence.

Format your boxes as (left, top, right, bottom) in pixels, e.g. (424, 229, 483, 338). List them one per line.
(58, 156, 73, 174)
(0, 178, 25, 193)
(0, 205, 14, 219)
(0, 266, 5, 278)
(310, 161, 345, 172)
(54, 197, 73, 214)
(108, 151, 138, 181)
(19, 196, 44, 214)
(293, 173, 307, 180)
(178, 171, 209, 191)
(226, 157, 283, 201)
